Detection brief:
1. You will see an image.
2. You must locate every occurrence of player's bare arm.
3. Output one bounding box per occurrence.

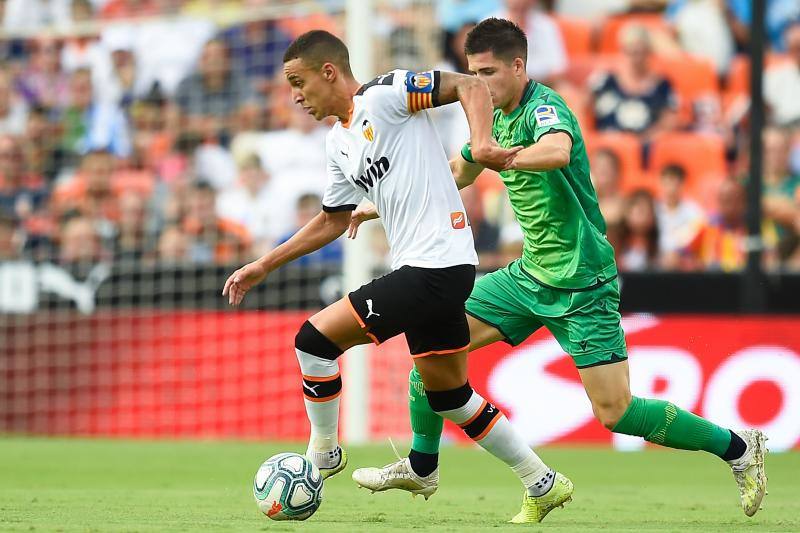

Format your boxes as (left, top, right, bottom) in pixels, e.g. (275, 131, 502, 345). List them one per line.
(437, 72, 521, 171)
(450, 155, 484, 190)
(223, 210, 350, 305)
(508, 132, 572, 171)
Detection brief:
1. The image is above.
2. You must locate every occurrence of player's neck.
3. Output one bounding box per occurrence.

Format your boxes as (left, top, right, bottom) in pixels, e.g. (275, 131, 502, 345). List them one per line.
(332, 77, 363, 124)
(501, 78, 531, 115)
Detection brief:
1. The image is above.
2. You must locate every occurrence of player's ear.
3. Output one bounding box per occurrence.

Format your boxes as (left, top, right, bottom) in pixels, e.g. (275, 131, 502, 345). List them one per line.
(513, 57, 525, 76)
(321, 62, 337, 83)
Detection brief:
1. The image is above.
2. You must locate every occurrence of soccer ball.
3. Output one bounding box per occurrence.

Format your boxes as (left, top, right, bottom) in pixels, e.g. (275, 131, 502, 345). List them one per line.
(253, 452, 323, 521)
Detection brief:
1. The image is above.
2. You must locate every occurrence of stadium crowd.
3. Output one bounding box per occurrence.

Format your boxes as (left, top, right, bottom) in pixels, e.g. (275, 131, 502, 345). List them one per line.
(0, 0, 799, 273)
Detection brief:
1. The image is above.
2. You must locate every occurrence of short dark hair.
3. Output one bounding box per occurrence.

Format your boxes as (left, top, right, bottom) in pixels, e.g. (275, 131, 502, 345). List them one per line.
(661, 164, 687, 181)
(283, 30, 353, 76)
(464, 18, 527, 63)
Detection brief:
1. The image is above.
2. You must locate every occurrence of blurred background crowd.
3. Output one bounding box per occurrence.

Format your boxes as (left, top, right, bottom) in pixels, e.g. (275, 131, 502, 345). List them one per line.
(0, 0, 798, 274)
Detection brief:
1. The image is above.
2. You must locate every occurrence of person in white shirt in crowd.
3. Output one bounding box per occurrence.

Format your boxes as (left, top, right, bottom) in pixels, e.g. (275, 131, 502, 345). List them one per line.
(656, 164, 704, 268)
(216, 153, 279, 255)
(765, 21, 800, 127)
(493, 0, 567, 83)
(0, 68, 28, 136)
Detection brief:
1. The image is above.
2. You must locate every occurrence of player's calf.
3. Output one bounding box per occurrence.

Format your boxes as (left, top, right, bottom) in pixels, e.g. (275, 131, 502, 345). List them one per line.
(295, 320, 347, 477)
(425, 382, 560, 499)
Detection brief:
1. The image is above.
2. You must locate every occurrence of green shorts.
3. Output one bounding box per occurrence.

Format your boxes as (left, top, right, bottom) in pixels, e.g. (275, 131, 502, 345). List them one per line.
(465, 260, 627, 368)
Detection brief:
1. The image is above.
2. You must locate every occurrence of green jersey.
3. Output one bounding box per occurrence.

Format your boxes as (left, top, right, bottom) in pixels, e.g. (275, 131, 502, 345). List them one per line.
(463, 81, 617, 290)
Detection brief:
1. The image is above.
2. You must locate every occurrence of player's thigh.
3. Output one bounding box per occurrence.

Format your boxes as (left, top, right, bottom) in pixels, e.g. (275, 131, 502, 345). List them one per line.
(413, 351, 469, 391)
(466, 263, 543, 347)
(541, 279, 628, 369)
(308, 298, 373, 351)
(467, 314, 505, 352)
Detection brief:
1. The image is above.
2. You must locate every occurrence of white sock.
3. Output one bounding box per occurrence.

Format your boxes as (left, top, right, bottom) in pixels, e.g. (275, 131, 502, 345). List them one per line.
(296, 348, 340, 456)
(437, 389, 552, 494)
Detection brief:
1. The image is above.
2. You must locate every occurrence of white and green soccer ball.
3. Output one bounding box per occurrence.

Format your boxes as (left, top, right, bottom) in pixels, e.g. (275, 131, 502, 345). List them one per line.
(253, 452, 323, 521)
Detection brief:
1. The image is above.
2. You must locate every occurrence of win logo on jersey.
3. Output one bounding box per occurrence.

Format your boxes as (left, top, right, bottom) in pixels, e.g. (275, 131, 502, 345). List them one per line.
(354, 156, 391, 193)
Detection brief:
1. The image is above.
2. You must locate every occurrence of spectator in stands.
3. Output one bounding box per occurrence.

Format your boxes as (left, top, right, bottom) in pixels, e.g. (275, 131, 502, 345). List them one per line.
(431, 21, 475, 157)
(618, 189, 660, 271)
(52, 149, 118, 225)
(0, 135, 48, 223)
(591, 25, 678, 138)
(157, 224, 189, 264)
(656, 164, 704, 268)
(17, 37, 70, 109)
(247, 100, 328, 239)
(684, 179, 747, 271)
(93, 30, 151, 111)
(437, 0, 500, 33)
(182, 180, 251, 264)
(129, 89, 172, 175)
(53, 149, 151, 230)
(0, 68, 28, 135)
(493, 0, 567, 82)
(60, 68, 131, 159)
(23, 105, 62, 181)
(667, 0, 735, 75)
(276, 193, 342, 267)
(113, 192, 154, 263)
(216, 153, 275, 255)
(761, 127, 800, 243)
(590, 148, 626, 229)
(58, 214, 106, 264)
(100, 0, 161, 20)
(765, 22, 800, 127)
(2, 0, 72, 32)
(174, 39, 259, 143)
(0, 212, 21, 260)
(221, 18, 292, 95)
(726, 0, 800, 52)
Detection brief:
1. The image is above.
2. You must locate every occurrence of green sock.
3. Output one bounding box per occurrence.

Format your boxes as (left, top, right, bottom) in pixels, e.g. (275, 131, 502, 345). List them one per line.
(613, 396, 732, 457)
(409, 366, 443, 454)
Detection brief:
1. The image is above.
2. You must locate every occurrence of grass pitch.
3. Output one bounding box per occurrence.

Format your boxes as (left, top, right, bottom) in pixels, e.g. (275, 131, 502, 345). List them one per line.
(0, 437, 797, 532)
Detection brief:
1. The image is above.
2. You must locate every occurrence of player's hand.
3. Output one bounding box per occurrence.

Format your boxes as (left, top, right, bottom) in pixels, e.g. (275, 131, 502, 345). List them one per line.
(222, 260, 268, 306)
(470, 140, 523, 172)
(347, 203, 379, 239)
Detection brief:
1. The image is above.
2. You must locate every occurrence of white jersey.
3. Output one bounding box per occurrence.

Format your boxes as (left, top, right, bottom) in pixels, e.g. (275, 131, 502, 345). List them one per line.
(322, 69, 478, 271)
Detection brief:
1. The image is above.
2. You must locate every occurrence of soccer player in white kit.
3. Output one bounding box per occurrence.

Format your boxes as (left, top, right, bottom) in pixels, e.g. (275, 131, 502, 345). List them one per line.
(223, 30, 567, 521)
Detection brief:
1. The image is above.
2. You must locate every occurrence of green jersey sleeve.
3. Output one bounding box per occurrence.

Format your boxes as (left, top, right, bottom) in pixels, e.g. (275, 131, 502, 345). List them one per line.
(526, 95, 577, 144)
(460, 142, 475, 163)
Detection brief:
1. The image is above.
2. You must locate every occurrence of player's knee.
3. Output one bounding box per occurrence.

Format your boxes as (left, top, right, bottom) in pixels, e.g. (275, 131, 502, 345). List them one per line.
(295, 321, 343, 377)
(592, 394, 632, 430)
(424, 382, 472, 414)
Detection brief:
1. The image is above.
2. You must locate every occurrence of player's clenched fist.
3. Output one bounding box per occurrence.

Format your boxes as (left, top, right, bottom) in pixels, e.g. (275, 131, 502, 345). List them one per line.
(222, 260, 268, 306)
(470, 140, 522, 172)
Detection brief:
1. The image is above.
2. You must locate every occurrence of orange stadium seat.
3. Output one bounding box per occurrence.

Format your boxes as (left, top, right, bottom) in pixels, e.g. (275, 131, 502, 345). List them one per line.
(652, 54, 720, 124)
(725, 53, 792, 96)
(649, 133, 727, 208)
(584, 131, 644, 193)
(554, 16, 594, 58)
(598, 14, 671, 54)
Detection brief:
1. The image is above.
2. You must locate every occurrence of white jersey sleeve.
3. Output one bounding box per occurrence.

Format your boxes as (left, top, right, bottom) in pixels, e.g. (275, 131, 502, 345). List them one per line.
(361, 69, 442, 124)
(321, 135, 363, 212)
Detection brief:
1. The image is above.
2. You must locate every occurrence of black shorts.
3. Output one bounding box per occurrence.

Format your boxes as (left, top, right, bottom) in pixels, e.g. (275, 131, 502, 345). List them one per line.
(347, 264, 475, 357)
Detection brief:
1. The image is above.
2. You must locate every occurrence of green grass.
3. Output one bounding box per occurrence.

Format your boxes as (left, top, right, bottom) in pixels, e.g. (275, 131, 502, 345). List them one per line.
(0, 438, 797, 532)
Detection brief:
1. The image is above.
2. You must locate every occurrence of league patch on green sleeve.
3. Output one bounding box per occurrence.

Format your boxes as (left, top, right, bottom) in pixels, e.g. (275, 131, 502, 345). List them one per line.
(534, 105, 560, 127)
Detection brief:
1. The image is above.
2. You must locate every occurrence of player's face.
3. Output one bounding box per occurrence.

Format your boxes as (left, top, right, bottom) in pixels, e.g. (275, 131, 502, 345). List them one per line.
(466, 51, 525, 110)
(284, 58, 332, 121)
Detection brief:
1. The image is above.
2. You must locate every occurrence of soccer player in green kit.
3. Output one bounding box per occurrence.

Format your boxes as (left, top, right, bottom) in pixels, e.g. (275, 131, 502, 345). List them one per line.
(348, 18, 767, 522)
